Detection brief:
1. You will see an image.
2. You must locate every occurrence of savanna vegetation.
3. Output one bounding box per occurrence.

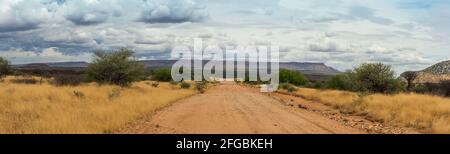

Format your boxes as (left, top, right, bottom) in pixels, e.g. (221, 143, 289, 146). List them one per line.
(85, 48, 147, 87)
(0, 77, 195, 134)
(280, 87, 450, 133)
(0, 57, 11, 79)
(0, 48, 199, 134)
(278, 63, 450, 133)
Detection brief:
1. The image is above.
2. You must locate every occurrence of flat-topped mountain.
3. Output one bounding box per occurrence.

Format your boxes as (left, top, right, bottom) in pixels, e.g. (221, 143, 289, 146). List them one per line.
(13, 60, 341, 81)
(14, 60, 340, 75)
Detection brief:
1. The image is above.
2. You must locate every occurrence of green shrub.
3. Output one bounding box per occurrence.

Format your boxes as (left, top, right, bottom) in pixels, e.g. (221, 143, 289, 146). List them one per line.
(326, 63, 405, 94)
(180, 82, 191, 89)
(152, 68, 173, 82)
(325, 73, 353, 91)
(0, 57, 11, 79)
(279, 83, 297, 93)
(287, 86, 297, 93)
(279, 83, 291, 90)
(352, 63, 405, 94)
(311, 81, 325, 89)
(279, 69, 309, 86)
(85, 48, 146, 87)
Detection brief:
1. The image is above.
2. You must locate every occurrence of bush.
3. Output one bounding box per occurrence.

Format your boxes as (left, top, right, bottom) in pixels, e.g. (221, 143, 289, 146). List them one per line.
(150, 82, 159, 88)
(52, 74, 85, 86)
(325, 73, 353, 91)
(325, 63, 405, 94)
(279, 83, 291, 90)
(413, 81, 450, 97)
(195, 81, 207, 93)
(152, 68, 173, 82)
(411, 84, 430, 94)
(0, 57, 11, 79)
(311, 81, 325, 89)
(85, 48, 146, 87)
(279, 69, 309, 86)
(352, 63, 405, 94)
(279, 83, 297, 92)
(287, 86, 297, 93)
(180, 82, 191, 89)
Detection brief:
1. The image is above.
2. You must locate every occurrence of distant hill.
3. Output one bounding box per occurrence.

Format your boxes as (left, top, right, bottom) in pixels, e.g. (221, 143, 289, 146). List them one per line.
(402, 60, 450, 84)
(13, 60, 341, 81)
(422, 60, 450, 75)
(279, 62, 341, 75)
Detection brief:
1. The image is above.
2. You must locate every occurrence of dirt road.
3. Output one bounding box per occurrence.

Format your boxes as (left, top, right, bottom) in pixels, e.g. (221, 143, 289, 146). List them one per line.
(125, 84, 365, 134)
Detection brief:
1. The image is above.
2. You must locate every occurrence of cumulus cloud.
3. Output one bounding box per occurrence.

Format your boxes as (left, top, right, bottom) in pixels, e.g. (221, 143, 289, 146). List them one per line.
(307, 38, 357, 53)
(139, 0, 209, 23)
(61, 0, 123, 25)
(0, 0, 50, 32)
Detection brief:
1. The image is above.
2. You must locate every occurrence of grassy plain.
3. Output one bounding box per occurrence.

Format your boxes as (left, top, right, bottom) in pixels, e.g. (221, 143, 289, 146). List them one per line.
(0, 76, 196, 134)
(284, 88, 450, 133)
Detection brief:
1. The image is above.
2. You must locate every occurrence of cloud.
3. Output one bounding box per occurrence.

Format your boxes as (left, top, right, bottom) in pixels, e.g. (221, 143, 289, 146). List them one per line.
(232, 8, 274, 16)
(307, 37, 357, 53)
(61, 0, 123, 25)
(0, 47, 93, 64)
(348, 6, 394, 25)
(0, 0, 50, 32)
(40, 47, 64, 57)
(139, 0, 209, 23)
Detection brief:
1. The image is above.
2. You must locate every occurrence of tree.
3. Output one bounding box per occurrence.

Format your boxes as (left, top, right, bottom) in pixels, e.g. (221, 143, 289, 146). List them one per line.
(86, 48, 146, 87)
(352, 63, 404, 93)
(401, 71, 418, 91)
(0, 57, 11, 79)
(279, 69, 309, 86)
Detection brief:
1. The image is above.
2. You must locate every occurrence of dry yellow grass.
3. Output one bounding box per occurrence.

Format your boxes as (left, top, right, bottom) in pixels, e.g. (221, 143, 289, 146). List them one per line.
(0, 76, 196, 134)
(361, 94, 450, 133)
(286, 88, 450, 133)
(293, 88, 359, 111)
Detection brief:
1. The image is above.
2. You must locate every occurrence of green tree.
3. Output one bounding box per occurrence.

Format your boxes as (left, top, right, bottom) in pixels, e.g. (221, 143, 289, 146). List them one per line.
(86, 48, 146, 87)
(352, 63, 404, 93)
(0, 57, 11, 79)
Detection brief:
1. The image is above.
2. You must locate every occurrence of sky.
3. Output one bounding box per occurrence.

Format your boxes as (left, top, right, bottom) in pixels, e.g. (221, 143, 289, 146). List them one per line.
(0, 0, 449, 73)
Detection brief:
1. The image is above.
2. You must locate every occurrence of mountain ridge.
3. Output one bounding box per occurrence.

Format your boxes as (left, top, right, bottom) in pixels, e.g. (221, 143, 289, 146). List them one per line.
(13, 60, 341, 76)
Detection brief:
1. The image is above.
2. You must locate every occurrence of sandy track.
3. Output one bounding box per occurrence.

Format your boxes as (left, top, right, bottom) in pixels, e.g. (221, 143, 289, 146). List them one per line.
(127, 84, 365, 134)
